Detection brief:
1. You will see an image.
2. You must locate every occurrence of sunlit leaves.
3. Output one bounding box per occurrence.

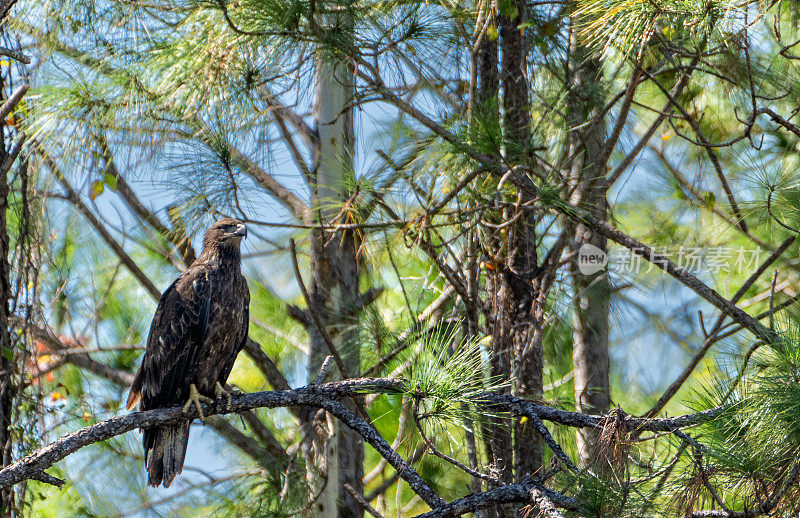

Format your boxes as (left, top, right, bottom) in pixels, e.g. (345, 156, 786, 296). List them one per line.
(574, 0, 761, 58)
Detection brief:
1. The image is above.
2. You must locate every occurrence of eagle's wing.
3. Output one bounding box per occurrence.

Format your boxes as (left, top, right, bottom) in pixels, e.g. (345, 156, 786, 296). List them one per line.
(216, 279, 250, 387)
(127, 272, 211, 410)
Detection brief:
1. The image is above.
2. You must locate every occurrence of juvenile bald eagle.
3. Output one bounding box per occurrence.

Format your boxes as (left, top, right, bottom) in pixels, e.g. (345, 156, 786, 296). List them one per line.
(126, 218, 250, 487)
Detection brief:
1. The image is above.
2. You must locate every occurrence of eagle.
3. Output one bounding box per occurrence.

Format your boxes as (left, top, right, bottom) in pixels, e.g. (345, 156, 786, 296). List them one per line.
(126, 218, 250, 488)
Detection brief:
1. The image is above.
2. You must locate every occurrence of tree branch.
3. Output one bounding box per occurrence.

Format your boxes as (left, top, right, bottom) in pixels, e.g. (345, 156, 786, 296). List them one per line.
(0, 84, 28, 122)
(0, 377, 727, 495)
(560, 204, 779, 345)
(0, 381, 445, 509)
(226, 145, 311, 222)
(95, 134, 196, 266)
(411, 480, 578, 518)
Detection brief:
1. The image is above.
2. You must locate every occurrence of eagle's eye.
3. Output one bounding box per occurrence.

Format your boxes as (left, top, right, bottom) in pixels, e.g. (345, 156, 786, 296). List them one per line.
(217, 222, 246, 239)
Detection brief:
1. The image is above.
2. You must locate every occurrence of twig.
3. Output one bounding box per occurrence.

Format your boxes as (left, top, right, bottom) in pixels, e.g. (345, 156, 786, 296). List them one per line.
(29, 471, 64, 488)
(0, 84, 28, 122)
(364, 445, 427, 502)
(693, 447, 730, 513)
(608, 55, 701, 185)
(563, 205, 779, 344)
(344, 483, 385, 518)
(520, 409, 578, 473)
(770, 270, 778, 332)
(643, 237, 794, 417)
(313, 355, 334, 385)
(413, 399, 499, 484)
(38, 144, 161, 301)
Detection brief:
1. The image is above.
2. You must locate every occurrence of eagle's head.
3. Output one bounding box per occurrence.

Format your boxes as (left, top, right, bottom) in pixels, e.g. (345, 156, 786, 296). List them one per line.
(203, 218, 247, 251)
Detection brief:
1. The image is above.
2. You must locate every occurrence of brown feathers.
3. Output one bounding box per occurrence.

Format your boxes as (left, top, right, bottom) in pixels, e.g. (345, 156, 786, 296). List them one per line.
(125, 391, 141, 411)
(126, 370, 143, 410)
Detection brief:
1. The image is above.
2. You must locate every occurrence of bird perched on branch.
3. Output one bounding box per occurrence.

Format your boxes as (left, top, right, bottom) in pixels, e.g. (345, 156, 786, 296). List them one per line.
(126, 218, 250, 487)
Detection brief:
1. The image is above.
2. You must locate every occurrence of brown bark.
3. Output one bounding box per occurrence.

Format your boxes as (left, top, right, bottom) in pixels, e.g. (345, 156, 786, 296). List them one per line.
(499, 0, 544, 484)
(0, 80, 19, 517)
(0, 126, 13, 517)
(303, 12, 364, 516)
(473, 6, 511, 500)
(478, 0, 544, 502)
(0, 377, 726, 504)
(566, 16, 611, 468)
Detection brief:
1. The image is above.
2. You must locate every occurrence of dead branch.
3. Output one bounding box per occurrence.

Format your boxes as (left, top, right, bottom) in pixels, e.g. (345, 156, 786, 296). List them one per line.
(0, 376, 728, 497)
(411, 480, 578, 518)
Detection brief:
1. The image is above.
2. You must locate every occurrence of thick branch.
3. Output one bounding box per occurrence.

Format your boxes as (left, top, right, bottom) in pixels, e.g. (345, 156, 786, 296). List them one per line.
(0, 381, 443, 508)
(0, 377, 726, 492)
(412, 480, 578, 518)
(0, 84, 28, 122)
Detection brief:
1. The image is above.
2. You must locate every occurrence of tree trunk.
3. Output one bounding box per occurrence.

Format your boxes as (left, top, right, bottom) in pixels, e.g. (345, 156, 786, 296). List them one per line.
(0, 88, 14, 516)
(567, 15, 611, 469)
(479, 0, 544, 505)
(304, 12, 364, 517)
(499, 0, 544, 484)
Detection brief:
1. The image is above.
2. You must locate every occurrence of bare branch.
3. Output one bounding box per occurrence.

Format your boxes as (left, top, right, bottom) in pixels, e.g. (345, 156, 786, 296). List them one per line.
(289, 238, 351, 379)
(643, 235, 795, 417)
(226, 145, 310, 222)
(206, 415, 288, 473)
(411, 480, 578, 518)
(561, 205, 779, 345)
(0, 84, 28, 122)
(608, 54, 700, 185)
(256, 85, 318, 147)
(0, 381, 445, 509)
(96, 135, 196, 266)
(344, 483, 385, 518)
(0, 46, 29, 64)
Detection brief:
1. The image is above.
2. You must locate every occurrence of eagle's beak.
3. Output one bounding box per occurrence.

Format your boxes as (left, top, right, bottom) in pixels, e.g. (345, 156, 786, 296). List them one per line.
(234, 224, 247, 238)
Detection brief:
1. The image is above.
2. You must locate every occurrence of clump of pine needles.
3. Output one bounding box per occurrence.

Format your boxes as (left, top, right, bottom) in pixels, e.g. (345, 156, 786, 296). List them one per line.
(403, 328, 507, 424)
(679, 310, 800, 513)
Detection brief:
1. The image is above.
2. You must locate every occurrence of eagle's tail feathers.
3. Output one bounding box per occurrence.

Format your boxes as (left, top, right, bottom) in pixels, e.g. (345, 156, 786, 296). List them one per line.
(126, 370, 143, 410)
(146, 422, 190, 488)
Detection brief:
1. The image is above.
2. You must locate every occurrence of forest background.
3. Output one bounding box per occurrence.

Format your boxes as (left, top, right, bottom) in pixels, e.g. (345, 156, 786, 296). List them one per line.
(0, 0, 799, 516)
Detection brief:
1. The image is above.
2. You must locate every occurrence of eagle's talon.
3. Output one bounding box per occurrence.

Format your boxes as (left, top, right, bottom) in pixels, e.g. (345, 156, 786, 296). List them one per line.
(215, 382, 234, 410)
(183, 383, 214, 421)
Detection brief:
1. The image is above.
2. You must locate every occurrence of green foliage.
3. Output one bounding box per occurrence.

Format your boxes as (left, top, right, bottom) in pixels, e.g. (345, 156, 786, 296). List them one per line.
(14, 0, 800, 514)
(575, 0, 755, 58)
(669, 313, 800, 512)
(27, 480, 98, 518)
(403, 327, 505, 424)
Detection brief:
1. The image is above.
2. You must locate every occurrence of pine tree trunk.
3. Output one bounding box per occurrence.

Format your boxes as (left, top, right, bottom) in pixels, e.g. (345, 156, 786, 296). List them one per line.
(480, 4, 543, 512)
(0, 167, 12, 518)
(0, 80, 15, 517)
(500, 0, 544, 484)
(304, 11, 364, 517)
(567, 15, 611, 469)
